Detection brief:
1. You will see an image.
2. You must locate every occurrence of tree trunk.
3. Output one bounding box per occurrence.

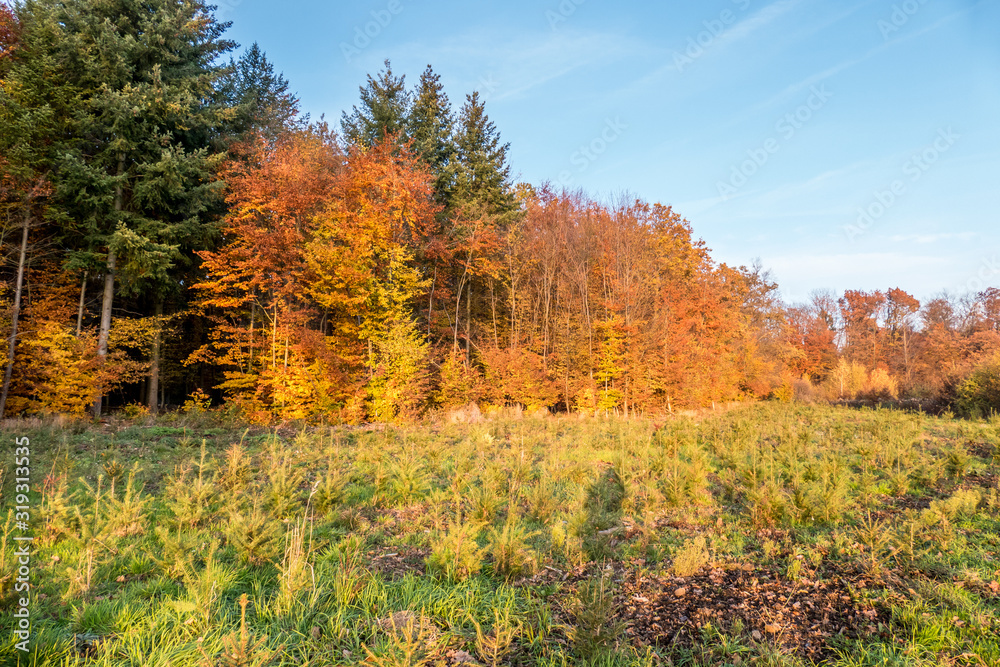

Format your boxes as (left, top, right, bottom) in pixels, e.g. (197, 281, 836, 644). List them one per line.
(76, 271, 87, 336)
(146, 298, 163, 412)
(489, 279, 499, 349)
(453, 268, 469, 359)
(427, 264, 437, 339)
(466, 282, 472, 364)
(247, 303, 255, 372)
(92, 247, 116, 417)
(93, 155, 125, 418)
(271, 304, 278, 368)
(0, 209, 31, 418)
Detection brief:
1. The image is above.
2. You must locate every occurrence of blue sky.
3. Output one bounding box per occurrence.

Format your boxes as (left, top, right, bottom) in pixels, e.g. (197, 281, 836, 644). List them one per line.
(216, 0, 1000, 304)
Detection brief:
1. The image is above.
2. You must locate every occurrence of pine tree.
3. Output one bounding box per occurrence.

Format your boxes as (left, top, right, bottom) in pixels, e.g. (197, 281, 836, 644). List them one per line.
(407, 65, 454, 201)
(10, 0, 235, 416)
(219, 42, 299, 142)
(340, 59, 411, 148)
(449, 91, 516, 217)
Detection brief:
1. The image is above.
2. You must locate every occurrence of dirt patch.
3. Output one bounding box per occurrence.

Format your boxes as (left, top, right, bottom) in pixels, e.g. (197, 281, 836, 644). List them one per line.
(613, 564, 889, 661)
(965, 440, 996, 461)
(369, 546, 430, 579)
(964, 470, 998, 490)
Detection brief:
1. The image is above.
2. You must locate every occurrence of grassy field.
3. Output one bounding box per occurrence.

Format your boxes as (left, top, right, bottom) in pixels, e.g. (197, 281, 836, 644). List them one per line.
(1, 404, 999, 666)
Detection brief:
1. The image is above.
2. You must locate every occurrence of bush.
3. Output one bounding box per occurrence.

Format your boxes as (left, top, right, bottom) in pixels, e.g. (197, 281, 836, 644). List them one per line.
(479, 347, 560, 411)
(426, 520, 484, 582)
(859, 367, 899, 401)
(955, 352, 1000, 417)
(672, 535, 710, 576)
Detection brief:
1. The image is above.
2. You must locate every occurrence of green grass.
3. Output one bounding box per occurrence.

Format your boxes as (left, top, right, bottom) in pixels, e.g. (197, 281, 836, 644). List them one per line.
(1, 403, 998, 666)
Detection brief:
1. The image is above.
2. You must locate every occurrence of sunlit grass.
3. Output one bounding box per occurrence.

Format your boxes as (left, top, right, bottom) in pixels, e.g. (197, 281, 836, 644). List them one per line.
(1, 403, 998, 665)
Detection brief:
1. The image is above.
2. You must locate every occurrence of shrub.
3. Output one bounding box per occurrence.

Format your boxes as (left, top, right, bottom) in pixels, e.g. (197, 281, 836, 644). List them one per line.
(955, 352, 1000, 417)
(121, 402, 150, 419)
(487, 520, 538, 580)
(568, 575, 626, 661)
(824, 360, 899, 401)
(198, 594, 282, 667)
(480, 347, 560, 411)
(164, 445, 219, 530)
(436, 351, 483, 408)
(219, 440, 253, 494)
(426, 520, 484, 583)
(224, 499, 283, 565)
(672, 535, 710, 577)
(183, 388, 213, 413)
(860, 367, 899, 401)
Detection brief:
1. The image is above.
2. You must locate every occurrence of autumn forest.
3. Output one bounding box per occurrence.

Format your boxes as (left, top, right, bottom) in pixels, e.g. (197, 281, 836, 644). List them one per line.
(5, 2, 1000, 666)
(1, 0, 998, 424)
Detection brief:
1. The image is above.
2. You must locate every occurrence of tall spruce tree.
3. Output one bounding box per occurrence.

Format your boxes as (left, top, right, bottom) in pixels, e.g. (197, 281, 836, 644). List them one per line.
(340, 59, 411, 148)
(0, 0, 66, 417)
(450, 91, 516, 217)
(219, 42, 299, 142)
(407, 65, 454, 202)
(444, 92, 519, 362)
(9, 0, 234, 416)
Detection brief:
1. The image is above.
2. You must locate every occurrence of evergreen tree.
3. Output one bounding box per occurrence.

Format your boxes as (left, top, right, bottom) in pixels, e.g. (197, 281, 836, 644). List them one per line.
(10, 0, 235, 415)
(0, 0, 64, 417)
(340, 59, 411, 148)
(219, 42, 299, 142)
(450, 91, 516, 217)
(407, 65, 454, 201)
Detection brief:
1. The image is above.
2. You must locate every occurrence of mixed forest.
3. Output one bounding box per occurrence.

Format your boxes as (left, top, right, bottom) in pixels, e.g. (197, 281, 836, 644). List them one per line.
(1, 0, 999, 424)
(3, 2, 1000, 667)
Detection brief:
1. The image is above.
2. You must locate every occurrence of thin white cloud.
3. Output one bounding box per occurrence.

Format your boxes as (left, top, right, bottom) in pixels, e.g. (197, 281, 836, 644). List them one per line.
(713, 0, 803, 49)
(362, 28, 651, 104)
(610, 0, 805, 99)
(889, 232, 979, 244)
(743, 2, 981, 116)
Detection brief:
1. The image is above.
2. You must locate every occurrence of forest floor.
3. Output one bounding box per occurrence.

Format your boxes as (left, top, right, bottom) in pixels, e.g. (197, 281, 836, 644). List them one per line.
(1, 403, 999, 666)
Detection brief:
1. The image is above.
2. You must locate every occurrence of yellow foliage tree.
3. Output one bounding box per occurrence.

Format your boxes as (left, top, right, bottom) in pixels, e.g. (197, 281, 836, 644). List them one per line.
(9, 321, 96, 416)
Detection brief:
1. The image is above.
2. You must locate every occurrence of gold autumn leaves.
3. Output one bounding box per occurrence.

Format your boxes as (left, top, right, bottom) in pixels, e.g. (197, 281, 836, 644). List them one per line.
(186, 127, 783, 423)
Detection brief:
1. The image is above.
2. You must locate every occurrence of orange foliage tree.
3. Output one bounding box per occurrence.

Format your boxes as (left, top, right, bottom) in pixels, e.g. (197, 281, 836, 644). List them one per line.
(306, 137, 439, 421)
(192, 125, 344, 421)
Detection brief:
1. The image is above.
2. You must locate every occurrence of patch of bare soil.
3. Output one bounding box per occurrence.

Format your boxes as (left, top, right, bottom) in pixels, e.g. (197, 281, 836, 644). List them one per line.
(964, 440, 996, 461)
(613, 564, 890, 661)
(369, 546, 430, 579)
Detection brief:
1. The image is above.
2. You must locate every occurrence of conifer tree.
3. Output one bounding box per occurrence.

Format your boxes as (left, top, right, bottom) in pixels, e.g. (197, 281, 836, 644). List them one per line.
(407, 65, 454, 201)
(340, 59, 411, 148)
(219, 42, 299, 142)
(450, 91, 517, 217)
(0, 0, 58, 417)
(9, 0, 235, 415)
(445, 92, 519, 363)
